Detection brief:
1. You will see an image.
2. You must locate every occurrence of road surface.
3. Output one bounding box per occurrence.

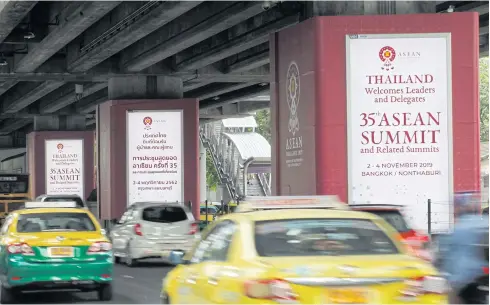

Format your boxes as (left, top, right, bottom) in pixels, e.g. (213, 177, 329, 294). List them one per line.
(15, 260, 172, 304)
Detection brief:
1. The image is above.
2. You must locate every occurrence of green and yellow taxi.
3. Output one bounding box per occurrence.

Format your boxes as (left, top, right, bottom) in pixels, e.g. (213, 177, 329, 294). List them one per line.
(0, 202, 113, 303)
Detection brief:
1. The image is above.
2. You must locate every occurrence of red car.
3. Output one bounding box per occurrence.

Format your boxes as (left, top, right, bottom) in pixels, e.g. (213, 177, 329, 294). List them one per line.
(350, 204, 431, 260)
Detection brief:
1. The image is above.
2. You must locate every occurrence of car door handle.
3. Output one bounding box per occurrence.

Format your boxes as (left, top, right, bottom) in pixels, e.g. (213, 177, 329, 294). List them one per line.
(186, 274, 197, 284)
(208, 276, 219, 285)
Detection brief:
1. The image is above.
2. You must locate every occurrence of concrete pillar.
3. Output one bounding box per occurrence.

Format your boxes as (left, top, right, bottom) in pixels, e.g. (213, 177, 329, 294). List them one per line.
(97, 76, 200, 221)
(27, 115, 94, 200)
(199, 141, 207, 203)
(270, 11, 479, 232)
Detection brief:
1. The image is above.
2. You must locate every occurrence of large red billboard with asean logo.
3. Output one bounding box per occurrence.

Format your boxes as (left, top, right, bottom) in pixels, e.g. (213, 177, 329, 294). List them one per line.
(270, 13, 480, 233)
(346, 33, 453, 233)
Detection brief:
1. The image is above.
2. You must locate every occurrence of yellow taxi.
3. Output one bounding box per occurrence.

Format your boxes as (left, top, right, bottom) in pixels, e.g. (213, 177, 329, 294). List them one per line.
(161, 196, 447, 304)
(0, 202, 113, 303)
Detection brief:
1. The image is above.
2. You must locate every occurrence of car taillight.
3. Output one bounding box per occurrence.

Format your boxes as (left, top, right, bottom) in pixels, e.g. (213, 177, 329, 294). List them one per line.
(134, 223, 143, 236)
(244, 279, 297, 301)
(400, 276, 447, 296)
(87, 241, 112, 253)
(189, 222, 198, 235)
(7, 243, 34, 255)
(483, 266, 489, 275)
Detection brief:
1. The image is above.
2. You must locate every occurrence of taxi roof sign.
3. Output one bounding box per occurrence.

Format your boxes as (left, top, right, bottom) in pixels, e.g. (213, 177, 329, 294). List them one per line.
(24, 201, 77, 209)
(236, 195, 349, 212)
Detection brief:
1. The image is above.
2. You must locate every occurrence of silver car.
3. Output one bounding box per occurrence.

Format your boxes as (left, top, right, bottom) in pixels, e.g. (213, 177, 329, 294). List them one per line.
(110, 202, 199, 267)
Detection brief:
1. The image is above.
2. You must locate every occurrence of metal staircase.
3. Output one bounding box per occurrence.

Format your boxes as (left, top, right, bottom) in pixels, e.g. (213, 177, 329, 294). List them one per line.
(200, 116, 272, 200)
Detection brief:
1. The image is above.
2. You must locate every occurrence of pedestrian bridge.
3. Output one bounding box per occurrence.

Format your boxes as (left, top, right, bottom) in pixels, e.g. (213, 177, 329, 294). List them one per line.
(200, 116, 271, 199)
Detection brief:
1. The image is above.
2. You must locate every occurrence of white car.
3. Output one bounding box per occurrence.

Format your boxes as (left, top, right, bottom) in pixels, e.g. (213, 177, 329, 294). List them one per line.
(35, 194, 88, 209)
(110, 202, 199, 267)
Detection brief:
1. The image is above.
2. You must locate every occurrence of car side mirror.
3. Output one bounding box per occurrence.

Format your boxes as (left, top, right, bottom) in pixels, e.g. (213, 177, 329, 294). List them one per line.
(100, 229, 107, 235)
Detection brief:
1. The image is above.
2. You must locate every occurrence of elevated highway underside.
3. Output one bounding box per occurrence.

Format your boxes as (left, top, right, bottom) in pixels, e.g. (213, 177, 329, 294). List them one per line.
(0, 0, 486, 149)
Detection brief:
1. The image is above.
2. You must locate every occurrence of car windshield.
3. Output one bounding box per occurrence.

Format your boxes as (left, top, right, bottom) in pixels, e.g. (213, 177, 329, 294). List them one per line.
(42, 197, 85, 208)
(255, 218, 399, 257)
(366, 210, 410, 233)
(17, 213, 96, 233)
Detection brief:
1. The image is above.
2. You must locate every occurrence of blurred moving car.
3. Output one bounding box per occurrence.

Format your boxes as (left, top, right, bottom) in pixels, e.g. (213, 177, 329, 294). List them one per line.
(110, 202, 199, 267)
(200, 205, 218, 222)
(0, 201, 113, 303)
(35, 194, 88, 209)
(350, 204, 431, 260)
(161, 196, 447, 304)
(199, 205, 218, 231)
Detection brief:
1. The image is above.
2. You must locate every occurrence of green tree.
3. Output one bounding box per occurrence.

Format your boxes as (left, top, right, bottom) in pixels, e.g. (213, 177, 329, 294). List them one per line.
(255, 109, 271, 143)
(206, 150, 220, 191)
(480, 57, 489, 142)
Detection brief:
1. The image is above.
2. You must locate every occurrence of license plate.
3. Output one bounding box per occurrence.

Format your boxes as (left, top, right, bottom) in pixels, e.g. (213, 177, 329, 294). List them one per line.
(327, 288, 369, 304)
(48, 247, 74, 257)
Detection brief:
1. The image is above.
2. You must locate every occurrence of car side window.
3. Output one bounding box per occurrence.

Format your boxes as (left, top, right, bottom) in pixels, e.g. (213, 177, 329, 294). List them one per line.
(190, 220, 236, 264)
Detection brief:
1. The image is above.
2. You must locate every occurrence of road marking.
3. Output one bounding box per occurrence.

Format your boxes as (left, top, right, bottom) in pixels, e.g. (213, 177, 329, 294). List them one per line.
(123, 275, 134, 279)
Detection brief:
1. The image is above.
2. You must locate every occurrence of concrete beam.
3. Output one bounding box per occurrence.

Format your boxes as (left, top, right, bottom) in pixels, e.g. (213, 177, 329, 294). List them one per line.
(480, 17, 489, 35)
(0, 134, 26, 149)
(69, 1, 200, 73)
(184, 81, 213, 92)
(3, 28, 45, 44)
(33, 115, 86, 131)
(188, 83, 260, 100)
(177, 71, 271, 83)
(200, 99, 270, 117)
(0, 71, 270, 83)
(2, 81, 65, 113)
(40, 83, 107, 114)
(200, 84, 270, 110)
(0, 2, 120, 97)
(0, 1, 37, 44)
(457, 2, 489, 14)
(123, 2, 265, 72)
(314, 1, 434, 15)
(482, 25, 489, 36)
(75, 89, 107, 114)
(0, 111, 91, 120)
(226, 50, 270, 73)
(17, 2, 121, 73)
(481, 44, 489, 57)
(176, 14, 299, 71)
(184, 47, 270, 93)
(0, 119, 32, 135)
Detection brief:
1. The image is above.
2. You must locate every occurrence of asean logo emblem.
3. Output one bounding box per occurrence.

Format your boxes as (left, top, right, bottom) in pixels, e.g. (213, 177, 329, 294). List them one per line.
(143, 116, 152, 130)
(56, 143, 63, 153)
(379, 46, 396, 70)
(286, 61, 300, 136)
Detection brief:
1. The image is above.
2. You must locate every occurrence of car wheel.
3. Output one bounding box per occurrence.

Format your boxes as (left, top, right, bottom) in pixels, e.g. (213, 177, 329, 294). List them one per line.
(0, 286, 15, 304)
(97, 284, 113, 301)
(114, 255, 121, 264)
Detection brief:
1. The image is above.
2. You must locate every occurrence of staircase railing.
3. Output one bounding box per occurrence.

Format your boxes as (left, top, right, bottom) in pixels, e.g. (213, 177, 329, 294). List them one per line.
(200, 121, 271, 200)
(199, 125, 239, 200)
(257, 173, 271, 196)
